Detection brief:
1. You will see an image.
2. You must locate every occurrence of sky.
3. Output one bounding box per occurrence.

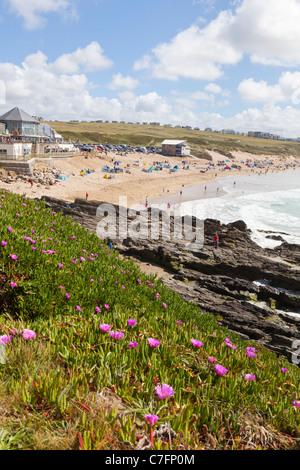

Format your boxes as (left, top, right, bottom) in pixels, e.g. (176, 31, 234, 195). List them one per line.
(1, 0, 300, 137)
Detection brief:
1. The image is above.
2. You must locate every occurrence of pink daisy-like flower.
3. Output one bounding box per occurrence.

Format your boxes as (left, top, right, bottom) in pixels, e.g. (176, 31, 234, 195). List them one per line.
(1, 241, 7, 246)
(10, 255, 18, 260)
(129, 341, 138, 349)
(155, 384, 175, 399)
(293, 401, 300, 408)
(191, 338, 203, 348)
(246, 347, 256, 358)
(208, 356, 216, 363)
(76, 306, 82, 311)
(127, 319, 137, 327)
(109, 330, 124, 339)
(104, 304, 110, 309)
(145, 414, 159, 426)
(162, 302, 167, 307)
(245, 373, 256, 381)
(95, 306, 101, 312)
(281, 368, 288, 373)
(147, 338, 160, 348)
(0, 334, 12, 344)
(10, 282, 17, 288)
(215, 364, 228, 376)
(58, 263, 64, 268)
(100, 324, 111, 332)
(22, 329, 36, 340)
(66, 293, 70, 299)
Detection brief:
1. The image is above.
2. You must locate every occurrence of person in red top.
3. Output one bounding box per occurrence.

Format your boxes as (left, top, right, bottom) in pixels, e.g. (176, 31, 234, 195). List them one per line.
(213, 233, 219, 249)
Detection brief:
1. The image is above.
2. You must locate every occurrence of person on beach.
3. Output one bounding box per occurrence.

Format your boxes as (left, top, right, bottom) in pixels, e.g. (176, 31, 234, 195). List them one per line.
(30, 179, 33, 188)
(213, 233, 219, 249)
(86, 192, 88, 201)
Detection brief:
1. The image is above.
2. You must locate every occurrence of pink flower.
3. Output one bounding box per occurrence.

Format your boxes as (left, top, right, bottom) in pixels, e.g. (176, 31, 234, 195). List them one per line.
(137, 279, 141, 284)
(10, 255, 18, 260)
(129, 341, 138, 349)
(281, 368, 288, 373)
(7, 227, 13, 232)
(109, 330, 124, 339)
(208, 356, 216, 363)
(293, 401, 300, 408)
(59, 286, 64, 290)
(22, 329, 36, 340)
(0, 334, 12, 344)
(145, 414, 159, 426)
(215, 364, 228, 376)
(147, 338, 160, 348)
(127, 319, 137, 327)
(95, 306, 101, 312)
(176, 321, 183, 325)
(76, 305, 82, 311)
(162, 302, 167, 307)
(104, 304, 110, 309)
(10, 282, 17, 288)
(245, 373, 256, 381)
(246, 347, 256, 358)
(66, 293, 70, 299)
(100, 324, 111, 332)
(224, 338, 237, 349)
(58, 263, 64, 268)
(191, 338, 203, 348)
(155, 384, 175, 399)
(1, 241, 7, 246)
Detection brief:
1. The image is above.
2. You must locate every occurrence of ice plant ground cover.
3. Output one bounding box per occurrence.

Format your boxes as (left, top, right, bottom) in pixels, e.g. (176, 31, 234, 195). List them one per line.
(0, 190, 299, 450)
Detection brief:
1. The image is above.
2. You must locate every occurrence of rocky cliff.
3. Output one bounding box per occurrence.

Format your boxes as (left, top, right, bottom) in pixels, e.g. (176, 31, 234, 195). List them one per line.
(40, 196, 300, 364)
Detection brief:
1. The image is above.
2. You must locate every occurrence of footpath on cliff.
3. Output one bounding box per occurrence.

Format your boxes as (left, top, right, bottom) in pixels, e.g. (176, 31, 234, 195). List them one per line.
(40, 195, 300, 364)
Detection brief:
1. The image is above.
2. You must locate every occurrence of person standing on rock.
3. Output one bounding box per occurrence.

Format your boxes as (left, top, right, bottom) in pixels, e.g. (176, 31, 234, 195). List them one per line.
(30, 179, 33, 188)
(213, 233, 219, 249)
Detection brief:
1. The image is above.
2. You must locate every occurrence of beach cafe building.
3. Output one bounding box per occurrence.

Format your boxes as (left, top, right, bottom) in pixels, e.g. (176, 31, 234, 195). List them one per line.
(0, 106, 72, 160)
(161, 139, 191, 157)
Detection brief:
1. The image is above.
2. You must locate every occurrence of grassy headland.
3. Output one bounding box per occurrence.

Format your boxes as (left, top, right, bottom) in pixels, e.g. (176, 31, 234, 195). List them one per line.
(47, 120, 300, 158)
(0, 190, 299, 450)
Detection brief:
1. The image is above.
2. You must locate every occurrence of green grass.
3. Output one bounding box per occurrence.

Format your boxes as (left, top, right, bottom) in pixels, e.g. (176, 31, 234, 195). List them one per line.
(0, 190, 299, 450)
(46, 120, 300, 158)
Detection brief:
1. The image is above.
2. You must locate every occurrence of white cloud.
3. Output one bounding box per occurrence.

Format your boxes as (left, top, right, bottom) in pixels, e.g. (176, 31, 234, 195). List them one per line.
(228, 0, 300, 66)
(51, 42, 113, 74)
(7, 0, 76, 30)
(204, 83, 222, 94)
(134, 0, 300, 81)
(134, 14, 241, 81)
(108, 73, 140, 91)
(239, 72, 300, 104)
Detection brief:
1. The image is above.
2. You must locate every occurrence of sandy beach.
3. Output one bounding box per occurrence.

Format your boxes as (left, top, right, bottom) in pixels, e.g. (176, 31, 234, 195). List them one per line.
(0, 149, 299, 207)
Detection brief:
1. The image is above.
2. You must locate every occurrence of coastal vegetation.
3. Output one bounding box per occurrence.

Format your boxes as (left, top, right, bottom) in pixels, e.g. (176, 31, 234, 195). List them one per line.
(46, 120, 300, 158)
(0, 190, 299, 450)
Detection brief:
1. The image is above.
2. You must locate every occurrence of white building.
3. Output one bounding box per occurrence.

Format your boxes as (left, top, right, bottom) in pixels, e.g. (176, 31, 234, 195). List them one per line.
(161, 139, 191, 157)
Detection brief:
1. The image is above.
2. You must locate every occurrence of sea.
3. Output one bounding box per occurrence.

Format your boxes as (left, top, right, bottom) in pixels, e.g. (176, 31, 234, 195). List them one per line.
(179, 168, 300, 249)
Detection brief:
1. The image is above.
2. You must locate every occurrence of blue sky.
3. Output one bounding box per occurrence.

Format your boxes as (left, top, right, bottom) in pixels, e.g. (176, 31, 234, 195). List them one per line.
(1, 0, 300, 137)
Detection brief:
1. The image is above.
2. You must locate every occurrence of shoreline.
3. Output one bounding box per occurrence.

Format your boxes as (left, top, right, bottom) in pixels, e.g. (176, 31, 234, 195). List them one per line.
(0, 149, 299, 209)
